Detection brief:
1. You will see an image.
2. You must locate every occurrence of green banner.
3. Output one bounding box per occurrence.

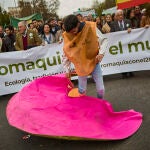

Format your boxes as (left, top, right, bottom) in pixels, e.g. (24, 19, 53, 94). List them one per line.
(10, 13, 43, 28)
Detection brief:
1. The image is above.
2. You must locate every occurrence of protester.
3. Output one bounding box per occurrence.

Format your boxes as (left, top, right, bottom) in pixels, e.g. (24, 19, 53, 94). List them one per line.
(32, 19, 43, 35)
(134, 5, 142, 28)
(100, 14, 106, 26)
(0, 26, 4, 52)
(0, 26, 4, 38)
(28, 23, 34, 30)
(40, 23, 55, 45)
(141, 8, 147, 16)
(1, 25, 16, 52)
(62, 14, 108, 98)
(111, 9, 132, 33)
(13, 27, 18, 36)
(55, 21, 65, 43)
(48, 18, 60, 40)
(15, 21, 42, 51)
(111, 9, 134, 78)
(57, 20, 63, 27)
(140, 9, 150, 28)
(126, 9, 138, 29)
(87, 14, 94, 22)
(83, 16, 88, 22)
(111, 13, 116, 21)
(102, 14, 113, 33)
(76, 13, 83, 22)
(38, 20, 44, 27)
(95, 16, 103, 32)
(0, 37, 2, 52)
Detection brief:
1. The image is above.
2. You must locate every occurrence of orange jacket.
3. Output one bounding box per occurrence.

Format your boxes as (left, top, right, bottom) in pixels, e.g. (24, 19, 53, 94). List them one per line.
(63, 21, 99, 76)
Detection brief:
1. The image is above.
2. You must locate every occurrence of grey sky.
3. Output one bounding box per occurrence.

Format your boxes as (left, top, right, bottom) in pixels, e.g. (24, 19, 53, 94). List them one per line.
(0, 0, 103, 17)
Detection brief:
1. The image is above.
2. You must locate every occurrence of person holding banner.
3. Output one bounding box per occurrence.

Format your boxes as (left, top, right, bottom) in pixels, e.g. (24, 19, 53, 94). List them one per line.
(111, 9, 134, 78)
(140, 9, 150, 28)
(62, 14, 108, 98)
(40, 23, 55, 45)
(15, 21, 42, 51)
(111, 9, 132, 33)
(102, 14, 113, 33)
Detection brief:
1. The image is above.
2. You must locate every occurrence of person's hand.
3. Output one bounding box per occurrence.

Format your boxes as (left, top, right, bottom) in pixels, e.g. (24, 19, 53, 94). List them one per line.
(95, 54, 104, 63)
(145, 25, 149, 28)
(66, 72, 71, 79)
(41, 42, 45, 46)
(58, 39, 63, 44)
(127, 28, 131, 33)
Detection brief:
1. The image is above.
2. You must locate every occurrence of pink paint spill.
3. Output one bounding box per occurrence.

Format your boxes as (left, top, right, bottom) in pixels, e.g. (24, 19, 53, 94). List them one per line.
(6, 75, 142, 140)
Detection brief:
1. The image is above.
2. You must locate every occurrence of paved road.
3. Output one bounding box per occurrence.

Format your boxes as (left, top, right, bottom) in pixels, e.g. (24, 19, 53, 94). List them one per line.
(0, 71, 150, 150)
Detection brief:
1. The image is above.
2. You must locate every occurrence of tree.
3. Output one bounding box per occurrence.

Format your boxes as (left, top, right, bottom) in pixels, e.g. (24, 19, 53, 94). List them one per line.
(0, 6, 10, 27)
(104, 0, 116, 10)
(48, 0, 60, 15)
(30, 0, 60, 20)
(92, 0, 105, 17)
(18, 0, 32, 17)
(91, 0, 116, 17)
(17, 0, 60, 20)
(30, 0, 48, 20)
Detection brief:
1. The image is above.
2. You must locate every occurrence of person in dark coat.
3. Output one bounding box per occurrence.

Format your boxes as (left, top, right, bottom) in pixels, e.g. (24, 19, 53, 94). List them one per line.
(1, 25, 16, 52)
(126, 9, 138, 29)
(111, 9, 132, 33)
(15, 21, 42, 51)
(110, 9, 134, 78)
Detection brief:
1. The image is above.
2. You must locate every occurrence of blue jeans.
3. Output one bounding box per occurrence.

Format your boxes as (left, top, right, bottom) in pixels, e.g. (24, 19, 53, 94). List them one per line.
(78, 63, 104, 98)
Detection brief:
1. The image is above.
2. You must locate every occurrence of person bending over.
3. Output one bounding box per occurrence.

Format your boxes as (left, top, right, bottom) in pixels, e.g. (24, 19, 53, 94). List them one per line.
(62, 15, 108, 99)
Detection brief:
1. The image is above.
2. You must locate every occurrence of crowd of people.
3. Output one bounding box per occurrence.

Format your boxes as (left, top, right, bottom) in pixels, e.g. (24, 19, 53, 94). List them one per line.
(0, 5, 149, 98)
(0, 5, 149, 53)
(78, 6, 149, 33)
(0, 17, 64, 52)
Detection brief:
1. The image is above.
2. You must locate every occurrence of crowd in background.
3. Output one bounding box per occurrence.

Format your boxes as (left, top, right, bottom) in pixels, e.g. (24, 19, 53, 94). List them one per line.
(0, 5, 149, 53)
